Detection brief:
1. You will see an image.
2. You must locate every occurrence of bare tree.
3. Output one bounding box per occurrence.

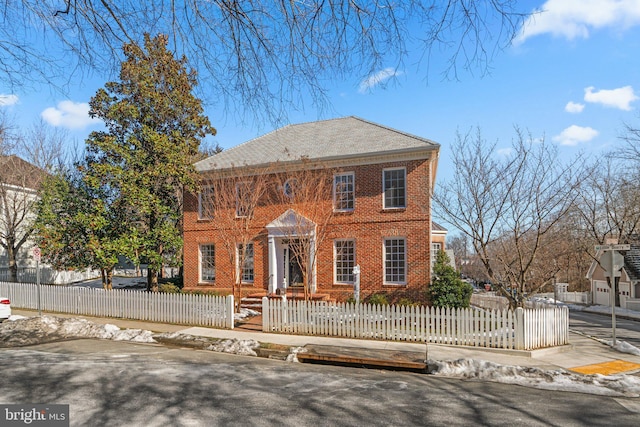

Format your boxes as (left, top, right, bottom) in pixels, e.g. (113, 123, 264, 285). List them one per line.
(2, 2, 529, 120)
(202, 165, 272, 312)
(433, 128, 586, 308)
(273, 163, 335, 301)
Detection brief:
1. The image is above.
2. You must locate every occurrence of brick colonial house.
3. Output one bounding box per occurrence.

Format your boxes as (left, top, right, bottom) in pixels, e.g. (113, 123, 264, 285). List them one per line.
(183, 117, 440, 301)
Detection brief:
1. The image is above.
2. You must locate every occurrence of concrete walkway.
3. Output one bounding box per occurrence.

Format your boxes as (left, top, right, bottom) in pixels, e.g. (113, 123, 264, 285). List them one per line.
(11, 309, 640, 375)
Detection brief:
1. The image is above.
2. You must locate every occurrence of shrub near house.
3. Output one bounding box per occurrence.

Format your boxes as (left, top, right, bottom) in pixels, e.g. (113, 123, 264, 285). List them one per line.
(183, 117, 440, 302)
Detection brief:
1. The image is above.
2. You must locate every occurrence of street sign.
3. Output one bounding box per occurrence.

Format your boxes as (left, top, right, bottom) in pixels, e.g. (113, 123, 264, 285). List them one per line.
(600, 251, 624, 278)
(33, 247, 41, 262)
(595, 244, 631, 251)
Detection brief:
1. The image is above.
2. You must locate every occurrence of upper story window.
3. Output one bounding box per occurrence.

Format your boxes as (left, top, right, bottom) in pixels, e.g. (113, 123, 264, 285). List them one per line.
(383, 168, 406, 209)
(235, 182, 253, 218)
(333, 172, 355, 212)
(431, 242, 442, 266)
(198, 186, 215, 220)
(283, 178, 298, 199)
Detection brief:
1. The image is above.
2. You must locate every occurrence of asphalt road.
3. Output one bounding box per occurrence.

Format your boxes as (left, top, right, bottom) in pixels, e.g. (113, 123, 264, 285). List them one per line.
(1, 339, 639, 426)
(570, 309, 640, 347)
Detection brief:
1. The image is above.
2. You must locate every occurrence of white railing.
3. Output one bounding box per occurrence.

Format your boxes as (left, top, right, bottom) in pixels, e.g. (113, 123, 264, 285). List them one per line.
(535, 292, 592, 305)
(0, 281, 234, 329)
(0, 268, 100, 285)
(262, 297, 569, 350)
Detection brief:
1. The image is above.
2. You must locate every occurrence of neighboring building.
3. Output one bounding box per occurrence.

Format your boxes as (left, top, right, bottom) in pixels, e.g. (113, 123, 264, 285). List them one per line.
(183, 117, 440, 301)
(587, 244, 640, 309)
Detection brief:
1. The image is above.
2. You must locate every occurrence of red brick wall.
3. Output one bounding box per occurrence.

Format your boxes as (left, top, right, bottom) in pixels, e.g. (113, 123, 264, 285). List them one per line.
(183, 158, 434, 301)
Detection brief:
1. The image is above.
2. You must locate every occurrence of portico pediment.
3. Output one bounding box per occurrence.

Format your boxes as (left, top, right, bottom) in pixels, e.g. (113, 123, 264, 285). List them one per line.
(266, 209, 315, 237)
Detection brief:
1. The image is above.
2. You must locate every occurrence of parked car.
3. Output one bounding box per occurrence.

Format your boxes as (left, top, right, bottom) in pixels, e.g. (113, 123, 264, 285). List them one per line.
(0, 297, 11, 322)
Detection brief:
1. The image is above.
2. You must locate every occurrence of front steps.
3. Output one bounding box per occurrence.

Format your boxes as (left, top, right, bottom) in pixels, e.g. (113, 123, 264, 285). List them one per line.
(240, 290, 333, 313)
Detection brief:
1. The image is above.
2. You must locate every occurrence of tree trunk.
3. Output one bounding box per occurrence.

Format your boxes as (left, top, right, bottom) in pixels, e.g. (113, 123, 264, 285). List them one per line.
(147, 268, 159, 292)
(7, 244, 18, 283)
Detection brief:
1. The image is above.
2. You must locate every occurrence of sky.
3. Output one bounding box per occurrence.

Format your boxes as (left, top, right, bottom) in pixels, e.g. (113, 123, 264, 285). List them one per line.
(1, 1, 640, 208)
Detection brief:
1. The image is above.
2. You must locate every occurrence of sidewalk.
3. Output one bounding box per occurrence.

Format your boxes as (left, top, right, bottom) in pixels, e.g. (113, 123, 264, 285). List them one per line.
(11, 309, 640, 375)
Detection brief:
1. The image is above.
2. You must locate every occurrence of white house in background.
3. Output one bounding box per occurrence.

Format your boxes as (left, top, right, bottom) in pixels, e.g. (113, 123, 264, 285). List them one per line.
(0, 155, 97, 284)
(586, 244, 640, 310)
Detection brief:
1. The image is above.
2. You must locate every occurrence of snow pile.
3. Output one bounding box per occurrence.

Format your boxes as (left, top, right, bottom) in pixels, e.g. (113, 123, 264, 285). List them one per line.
(206, 338, 260, 356)
(234, 308, 260, 322)
(604, 340, 640, 356)
(286, 346, 308, 363)
(428, 358, 640, 397)
(0, 315, 155, 347)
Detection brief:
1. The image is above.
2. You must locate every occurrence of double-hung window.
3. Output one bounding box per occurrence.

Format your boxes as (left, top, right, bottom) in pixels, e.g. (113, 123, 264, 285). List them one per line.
(384, 238, 406, 284)
(238, 243, 254, 283)
(235, 182, 253, 218)
(431, 243, 442, 266)
(383, 168, 406, 209)
(198, 186, 215, 219)
(334, 239, 355, 283)
(333, 172, 355, 211)
(200, 244, 216, 282)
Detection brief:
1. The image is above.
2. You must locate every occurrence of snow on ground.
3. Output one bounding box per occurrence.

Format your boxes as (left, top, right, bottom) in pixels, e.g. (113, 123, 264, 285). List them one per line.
(2, 314, 640, 398)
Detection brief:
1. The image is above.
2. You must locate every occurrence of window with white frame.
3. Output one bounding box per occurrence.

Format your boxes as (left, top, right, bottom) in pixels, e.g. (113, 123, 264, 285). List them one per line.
(198, 186, 215, 219)
(200, 244, 215, 282)
(235, 181, 253, 218)
(431, 242, 442, 265)
(383, 168, 406, 209)
(238, 243, 254, 283)
(333, 172, 355, 211)
(384, 238, 406, 284)
(334, 239, 355, 283)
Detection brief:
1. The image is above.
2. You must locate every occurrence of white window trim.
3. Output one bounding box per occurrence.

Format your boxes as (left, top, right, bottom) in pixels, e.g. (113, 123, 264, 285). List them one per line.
(237, 243, 255, 284)
(333, 172, 355, 212)
(334, 238, 356, 284)
(235, 181, 251, 218)
(198, 186, 214, 220)
(383, 237, 407, 286)
(382, 167, 407, 210)
(199, 244, 215, 283)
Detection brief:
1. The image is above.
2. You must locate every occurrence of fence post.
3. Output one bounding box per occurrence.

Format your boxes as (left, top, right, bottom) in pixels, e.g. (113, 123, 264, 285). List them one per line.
(262, 297, 269, 332)
(515, 307, 525, 350)
(227, 295, 234, 329)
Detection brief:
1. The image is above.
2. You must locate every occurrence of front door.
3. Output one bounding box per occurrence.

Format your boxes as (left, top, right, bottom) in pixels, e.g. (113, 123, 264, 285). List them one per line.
(284, 241, 304, 288)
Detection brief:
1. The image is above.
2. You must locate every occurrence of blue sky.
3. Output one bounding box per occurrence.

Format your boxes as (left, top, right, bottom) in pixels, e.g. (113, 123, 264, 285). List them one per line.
(1, 0, 639, 188)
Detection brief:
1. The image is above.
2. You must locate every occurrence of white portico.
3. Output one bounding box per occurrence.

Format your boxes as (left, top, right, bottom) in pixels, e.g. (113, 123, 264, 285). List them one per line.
(265, 209, 317, 294)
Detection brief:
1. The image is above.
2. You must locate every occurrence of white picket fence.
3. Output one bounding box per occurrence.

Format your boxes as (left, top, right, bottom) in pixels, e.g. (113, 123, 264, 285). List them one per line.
(0, 281, 234, 329)
(262, 297, 569, 350)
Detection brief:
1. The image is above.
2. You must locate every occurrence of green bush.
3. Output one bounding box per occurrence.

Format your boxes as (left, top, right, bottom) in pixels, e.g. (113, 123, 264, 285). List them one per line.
(366, 293, 389, 305)
(429, 250, 473, 308)
(158, 283, 180, 293)
(396, 297, 418, 306)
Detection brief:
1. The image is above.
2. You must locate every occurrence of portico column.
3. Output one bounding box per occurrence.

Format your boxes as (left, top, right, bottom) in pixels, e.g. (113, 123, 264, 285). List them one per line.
(268, 236, 277, 294)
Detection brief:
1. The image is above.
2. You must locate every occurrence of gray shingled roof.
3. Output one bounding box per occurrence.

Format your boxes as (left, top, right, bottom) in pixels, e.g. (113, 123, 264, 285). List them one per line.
(196, 116, 439, 172)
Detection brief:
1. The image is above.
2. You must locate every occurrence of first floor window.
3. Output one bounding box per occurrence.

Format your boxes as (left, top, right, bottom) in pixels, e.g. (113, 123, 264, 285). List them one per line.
(335, 239, 355, 283)
(384, 238, 406, 284)
(200, 244, 215, 282)
(239, 243, 254, 283)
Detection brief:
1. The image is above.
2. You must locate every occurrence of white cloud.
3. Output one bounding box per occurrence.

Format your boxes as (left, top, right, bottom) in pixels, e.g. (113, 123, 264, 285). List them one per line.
(0, 94, 19, 106)
(496, 147, 514, 157)
(552, 125, 599, 146)
(515, 0, 640, 44)
(584, 86, 638, 110)
(41, 100, 101, 129)
(565, 101, 585, 113)
(358, 68, 401, 93)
